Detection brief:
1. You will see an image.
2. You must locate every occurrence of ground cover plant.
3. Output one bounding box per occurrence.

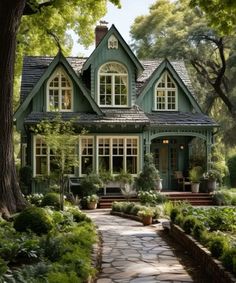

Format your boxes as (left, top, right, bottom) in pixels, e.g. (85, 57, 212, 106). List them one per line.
(169, 203, 236, 276)
(0, 205, 97, 282)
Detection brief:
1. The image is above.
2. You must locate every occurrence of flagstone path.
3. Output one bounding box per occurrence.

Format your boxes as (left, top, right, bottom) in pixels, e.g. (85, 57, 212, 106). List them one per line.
(86, 209, 196, 283)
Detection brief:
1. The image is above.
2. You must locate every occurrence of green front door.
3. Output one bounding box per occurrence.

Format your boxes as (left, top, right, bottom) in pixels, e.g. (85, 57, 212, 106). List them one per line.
(151, 139, 178, 190)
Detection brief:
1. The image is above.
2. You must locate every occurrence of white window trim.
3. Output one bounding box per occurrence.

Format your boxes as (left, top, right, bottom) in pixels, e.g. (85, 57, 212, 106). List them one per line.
(33, 135, 78, 177)
(97, 62, 129, 108)
(154, 72, 178, 111)
(46, 67, 73, 112)
(79, 136, 94, 176)
(96, 136, 139, 175)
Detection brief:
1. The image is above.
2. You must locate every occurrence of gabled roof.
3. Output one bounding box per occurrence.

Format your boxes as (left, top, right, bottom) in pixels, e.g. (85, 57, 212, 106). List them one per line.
(81, 25, 144, 76)
(14, 52, 102, 120)
(136, 59, 202, 113)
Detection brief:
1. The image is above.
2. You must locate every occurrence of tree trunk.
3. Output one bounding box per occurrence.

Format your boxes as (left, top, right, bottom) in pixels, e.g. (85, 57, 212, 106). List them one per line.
(0, 0, 27, 215)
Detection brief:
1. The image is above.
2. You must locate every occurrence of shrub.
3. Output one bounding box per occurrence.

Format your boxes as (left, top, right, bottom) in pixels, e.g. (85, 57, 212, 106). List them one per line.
(26, 193, 44, 206)
(80, 173, 102, 197)
(0, 257, 7, 277)
(111, 201, 123, 212)
(227, 155, 236, 187)
(212, 191, 232, 206)
(41, 193, 61, 210)
(129, 204, 144, 216)
(221, 247, 236, 274)
(175, 214, 184, 226)
(170, 207, 180, 223)
(182, 216, 198, 234)
(47, 271, 81, 283)
(135, 154, 160, 191)
(14, 207, 53, 235)
(192, 222, 205, 241)
(69, 209, 91, 223)
(209, 235, 229, 258)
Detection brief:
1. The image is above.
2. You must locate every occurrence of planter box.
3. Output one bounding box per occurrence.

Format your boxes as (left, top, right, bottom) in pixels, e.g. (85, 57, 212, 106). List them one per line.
(170, 223, 236, 283)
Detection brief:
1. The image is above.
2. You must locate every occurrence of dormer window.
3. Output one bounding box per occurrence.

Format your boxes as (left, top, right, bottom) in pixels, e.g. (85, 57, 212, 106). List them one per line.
(47, 68, 73, 111)
(98, 62, 128, 107)
(155, 72, 177, 111)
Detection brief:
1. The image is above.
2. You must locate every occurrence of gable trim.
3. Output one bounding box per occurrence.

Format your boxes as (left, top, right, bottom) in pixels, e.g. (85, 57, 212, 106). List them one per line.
(14, 51, 102, 121)
(137, 59, 202, 113)
(82, 25, 144, 77)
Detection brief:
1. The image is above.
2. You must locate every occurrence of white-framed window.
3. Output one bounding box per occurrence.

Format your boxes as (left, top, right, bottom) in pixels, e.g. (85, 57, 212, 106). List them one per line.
(80, 137, 94, 175)
(98, 62, 128, 107)
(47, 68, 73, 111)
(97, 136, 138, 174)
(155, 72, 177, 111)
(34, 135, 76, 176)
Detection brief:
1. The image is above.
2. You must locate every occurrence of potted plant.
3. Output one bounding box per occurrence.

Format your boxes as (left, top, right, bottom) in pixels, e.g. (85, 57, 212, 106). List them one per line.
(115, 170, 133, 189)
(99, 170, 114, 195)
(86, 194, 99, 209)
(138, 207, 154, 225)
(189, 166, 203, 193)
(204, 169, 221, 193)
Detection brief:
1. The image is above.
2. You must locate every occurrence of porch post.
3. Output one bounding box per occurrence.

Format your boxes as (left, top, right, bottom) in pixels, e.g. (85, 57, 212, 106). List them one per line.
(206, 131, 212, 171)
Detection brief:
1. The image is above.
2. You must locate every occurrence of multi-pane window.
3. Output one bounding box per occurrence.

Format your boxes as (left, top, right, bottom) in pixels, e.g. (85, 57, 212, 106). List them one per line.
(98, 137, 138, 174)
(34, 136, 76, 176)
(80, 138, 94, 175)
(47, 68, 72, 111)
(99, 63, 128, 107)
(155, 72, 177, 111)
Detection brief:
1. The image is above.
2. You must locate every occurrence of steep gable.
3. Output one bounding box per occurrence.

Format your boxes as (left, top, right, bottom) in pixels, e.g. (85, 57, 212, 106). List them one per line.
(136, 59, 202, 113)
(15, 52, 102, 123)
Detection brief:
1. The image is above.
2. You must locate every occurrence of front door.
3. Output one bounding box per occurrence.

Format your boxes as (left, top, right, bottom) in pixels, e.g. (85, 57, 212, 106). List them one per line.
(151, 139, 178, 190)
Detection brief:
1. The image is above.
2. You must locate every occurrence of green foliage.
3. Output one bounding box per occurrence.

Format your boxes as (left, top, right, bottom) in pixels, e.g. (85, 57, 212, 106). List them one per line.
(80, 172, 102, 197)
(47, 271, 82, 283)
(138, 190, 167, 205)
(86, 194, 99, 203)
(115, 171, 133, 185)
(212, 191, 232, 206)
(208, 234, 229, 258)
(14, 207, 53, 235)
(221, 247, 236, 274)
(192, 222, 205, 241)
(26, 193, 44, 206)
(135, 154, 160, 191)
(138, 207, 155, 217)
(227, 155, 236, 187)
(41, 193, 61, 210)
(190, 0, 236, 35)
(0, 257, 8, 277)
(182, 216, 198, 234)
(170, 207, 180, 223)
(68, 208, 91, 223)
(189, 166, 203, 183)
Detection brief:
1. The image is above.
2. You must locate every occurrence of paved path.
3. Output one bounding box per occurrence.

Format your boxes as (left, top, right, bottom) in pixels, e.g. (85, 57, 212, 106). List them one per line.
(86, 210, 194, 283)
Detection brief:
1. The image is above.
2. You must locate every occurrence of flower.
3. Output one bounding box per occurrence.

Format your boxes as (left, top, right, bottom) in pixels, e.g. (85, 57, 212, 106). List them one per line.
(86, 194, 99, 203)
(204, 169, 222, 182)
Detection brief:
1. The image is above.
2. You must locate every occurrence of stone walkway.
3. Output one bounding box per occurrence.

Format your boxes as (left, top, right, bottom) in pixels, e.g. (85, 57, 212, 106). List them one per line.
(86, 209, 194, 283)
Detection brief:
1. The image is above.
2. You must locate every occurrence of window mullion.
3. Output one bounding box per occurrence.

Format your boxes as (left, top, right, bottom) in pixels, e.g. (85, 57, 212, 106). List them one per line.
(110, 138, 113, 174)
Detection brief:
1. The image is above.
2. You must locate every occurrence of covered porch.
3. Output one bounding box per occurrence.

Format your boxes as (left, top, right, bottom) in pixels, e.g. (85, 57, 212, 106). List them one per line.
(144, 126, 214, 191)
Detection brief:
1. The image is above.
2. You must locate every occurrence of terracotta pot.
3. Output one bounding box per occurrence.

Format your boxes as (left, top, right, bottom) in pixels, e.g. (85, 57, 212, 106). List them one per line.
(142, 215, 153, 226)
(87, 201, 97, 209)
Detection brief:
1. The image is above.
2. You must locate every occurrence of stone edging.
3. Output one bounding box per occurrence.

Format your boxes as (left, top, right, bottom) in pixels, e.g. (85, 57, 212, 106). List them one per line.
(170, 223, 236, 283)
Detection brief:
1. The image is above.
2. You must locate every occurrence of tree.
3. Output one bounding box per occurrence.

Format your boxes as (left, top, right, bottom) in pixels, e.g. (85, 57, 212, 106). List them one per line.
(32, 114, 81, 210)
(130, 0, 236, 144)
(0, 0, 120, 215)
(190, 0, 236, 35)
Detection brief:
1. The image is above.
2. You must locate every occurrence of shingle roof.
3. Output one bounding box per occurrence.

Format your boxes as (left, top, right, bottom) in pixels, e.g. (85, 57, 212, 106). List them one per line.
(20, 56, 87, 102)
(136, 60, 195, 96)
(20, 57, 194, 101)
(24, 106, 150, 126)
(147, 112, 218, 127)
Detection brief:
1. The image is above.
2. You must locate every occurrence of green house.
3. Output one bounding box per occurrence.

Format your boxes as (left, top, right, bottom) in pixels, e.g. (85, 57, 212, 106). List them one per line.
(14, 24, 217, 193)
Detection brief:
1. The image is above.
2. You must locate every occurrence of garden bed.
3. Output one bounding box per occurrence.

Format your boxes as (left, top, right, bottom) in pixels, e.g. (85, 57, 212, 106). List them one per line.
(169, 223, 236, 283)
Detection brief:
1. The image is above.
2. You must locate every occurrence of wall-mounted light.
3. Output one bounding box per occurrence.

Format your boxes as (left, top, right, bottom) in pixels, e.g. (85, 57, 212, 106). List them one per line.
(163, 139, 169, 144)
(180, 145, 184, 150)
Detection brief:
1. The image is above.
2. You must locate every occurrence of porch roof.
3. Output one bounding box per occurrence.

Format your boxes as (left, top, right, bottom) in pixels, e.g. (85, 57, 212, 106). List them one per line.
(146, 112, 218, 127)
(24, 107, 150, 126)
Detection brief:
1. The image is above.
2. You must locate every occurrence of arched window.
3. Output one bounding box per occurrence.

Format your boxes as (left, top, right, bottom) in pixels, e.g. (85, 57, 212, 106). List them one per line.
(47, 68, 73, 111)
(98, 62, 128, 107)
(155, 72, 177, 111)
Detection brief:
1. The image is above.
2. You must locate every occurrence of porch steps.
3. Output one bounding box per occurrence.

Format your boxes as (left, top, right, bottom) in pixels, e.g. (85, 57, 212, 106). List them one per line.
(164, 192, 214, 206)
(98, 192, 213, 208)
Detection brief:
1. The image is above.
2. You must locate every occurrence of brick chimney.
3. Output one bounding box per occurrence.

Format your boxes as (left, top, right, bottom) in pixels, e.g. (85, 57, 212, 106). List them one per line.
(95, 22, 108, 47)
